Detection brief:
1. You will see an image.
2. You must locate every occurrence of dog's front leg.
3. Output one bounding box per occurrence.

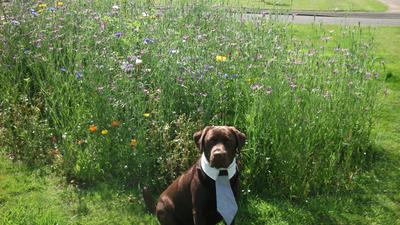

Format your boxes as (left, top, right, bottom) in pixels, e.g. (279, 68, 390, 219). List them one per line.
(192, 207, 206, 225)
(192, 192, 207, 225)
(191, 179, 208, 225)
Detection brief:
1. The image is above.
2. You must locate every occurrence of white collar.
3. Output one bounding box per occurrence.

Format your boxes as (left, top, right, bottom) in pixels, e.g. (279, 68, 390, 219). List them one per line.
(200, 153, 237, 181)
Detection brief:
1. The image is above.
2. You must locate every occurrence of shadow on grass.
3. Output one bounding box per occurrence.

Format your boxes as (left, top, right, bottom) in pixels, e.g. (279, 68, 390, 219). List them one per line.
(237, 145, 400, 224)
(60, 181, 158, 224)
(0, 154, 157, 224)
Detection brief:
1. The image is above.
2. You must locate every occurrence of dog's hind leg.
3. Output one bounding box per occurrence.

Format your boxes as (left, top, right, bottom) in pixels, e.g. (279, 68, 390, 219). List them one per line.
(156, 197, 179, 225)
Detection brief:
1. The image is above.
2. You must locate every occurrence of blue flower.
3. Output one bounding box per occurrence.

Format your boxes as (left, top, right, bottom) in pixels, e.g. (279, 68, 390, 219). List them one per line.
(115, 32, 122, 38)
(61, 67, 67, 73)
(222, 73, 238, 80)
(251, 83, 263, 91)
(11, 19, 20, 25)
(169, 48, 179, 54)
(143, 37, 154, 44)
(265, 87, 273, 95)
(48, 7, 56, 12)
(30, 9, 39, 16)
(120, 61, 134, 73)
(76, 72, 83, 79)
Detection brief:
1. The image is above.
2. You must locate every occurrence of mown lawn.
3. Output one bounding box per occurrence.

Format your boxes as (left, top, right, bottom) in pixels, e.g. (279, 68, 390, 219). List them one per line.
(1, 25, 399, 224)
(156, 0, 388, 12)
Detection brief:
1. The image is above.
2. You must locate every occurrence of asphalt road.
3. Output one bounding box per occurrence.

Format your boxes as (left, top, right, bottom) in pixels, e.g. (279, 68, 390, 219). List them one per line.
(289, 15, 400, 26)
(241, 11, 400, 26)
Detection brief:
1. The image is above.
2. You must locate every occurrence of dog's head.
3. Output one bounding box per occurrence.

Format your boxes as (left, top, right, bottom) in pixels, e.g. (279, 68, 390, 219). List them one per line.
(193, 126, 246, 169)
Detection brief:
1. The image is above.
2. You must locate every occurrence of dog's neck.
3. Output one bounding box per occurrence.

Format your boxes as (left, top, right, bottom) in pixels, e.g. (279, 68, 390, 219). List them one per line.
(200, 153, 236, 181)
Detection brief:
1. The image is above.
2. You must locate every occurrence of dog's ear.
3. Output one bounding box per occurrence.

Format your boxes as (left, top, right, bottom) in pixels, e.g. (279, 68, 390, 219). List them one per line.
(229, 126, 246, 152)
(193, 126, 212, 152)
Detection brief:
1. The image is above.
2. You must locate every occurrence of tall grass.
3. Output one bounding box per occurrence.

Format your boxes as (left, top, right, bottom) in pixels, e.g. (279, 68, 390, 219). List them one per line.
(0, 0, 381, 198)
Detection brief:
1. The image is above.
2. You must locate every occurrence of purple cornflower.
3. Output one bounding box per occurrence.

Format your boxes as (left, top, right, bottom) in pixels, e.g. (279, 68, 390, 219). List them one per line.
(289, 82, 297, 90)
(11, 19, 20, 26)
(76, 72, 83, 79)
(251, 83, 263, 91)
(203, 64, 214, 71)
(120, 61, 134, 73)
(182, 35, 189, 42)
(30, 9, 39, 16)
(127, 55, 137, 62)
(143, 37, 154, 44)
(265, 87, 273, 95)
(176, 76, 184, 85)
(115, 32, 122, 38)
(223, 73, 238, 80)
(169, 48, 179, 54)
(196, 34, 206, 41)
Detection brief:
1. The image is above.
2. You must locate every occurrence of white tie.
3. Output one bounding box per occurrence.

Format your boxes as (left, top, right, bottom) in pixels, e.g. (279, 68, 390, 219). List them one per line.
(216, 174, 238, 225)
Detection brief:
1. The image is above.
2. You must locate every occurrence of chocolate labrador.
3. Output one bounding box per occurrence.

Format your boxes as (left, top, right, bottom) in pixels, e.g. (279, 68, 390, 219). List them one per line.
(142, 126, 246, 225)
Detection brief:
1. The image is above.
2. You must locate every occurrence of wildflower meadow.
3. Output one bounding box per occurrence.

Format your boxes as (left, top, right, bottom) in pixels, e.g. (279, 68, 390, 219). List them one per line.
(0, 0, 382, 203)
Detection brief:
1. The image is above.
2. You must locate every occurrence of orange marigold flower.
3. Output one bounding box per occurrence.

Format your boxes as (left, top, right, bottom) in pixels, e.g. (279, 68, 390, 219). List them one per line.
(111, 121, 121, 127)
(130, 138, 138, 149)
(88, 124, 97, 132)
(101, 129, 108, 135)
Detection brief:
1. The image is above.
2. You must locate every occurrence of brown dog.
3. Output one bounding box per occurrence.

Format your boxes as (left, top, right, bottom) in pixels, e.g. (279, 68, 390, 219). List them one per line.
(142, 126, 246, 225)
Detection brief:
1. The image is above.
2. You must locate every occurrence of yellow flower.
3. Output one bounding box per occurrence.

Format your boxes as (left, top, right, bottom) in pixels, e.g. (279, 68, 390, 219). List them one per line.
(130, 138, 138, 149)
(215, 55, 227, 62)
(56, 1, 64, 7)
(88, 124, 97, 133)
(101, 129, 108, 135)
(38, 3, 47, 8)
(143, 113, 150, 118)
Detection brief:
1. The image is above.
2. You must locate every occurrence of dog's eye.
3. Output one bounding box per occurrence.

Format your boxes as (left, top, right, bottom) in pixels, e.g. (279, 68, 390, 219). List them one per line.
(224, 140, 234, 147)
(207, 138, 217, 145)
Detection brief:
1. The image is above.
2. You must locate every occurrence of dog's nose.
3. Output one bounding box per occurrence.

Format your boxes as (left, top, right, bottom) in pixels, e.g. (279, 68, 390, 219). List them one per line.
(213, 151, 227, 160)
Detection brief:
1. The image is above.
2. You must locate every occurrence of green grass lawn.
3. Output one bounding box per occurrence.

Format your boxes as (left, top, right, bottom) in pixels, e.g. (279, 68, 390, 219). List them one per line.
(1, 25, 399, 224)
(156, 0, 388, 11)
(0, 157, 158, 224)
